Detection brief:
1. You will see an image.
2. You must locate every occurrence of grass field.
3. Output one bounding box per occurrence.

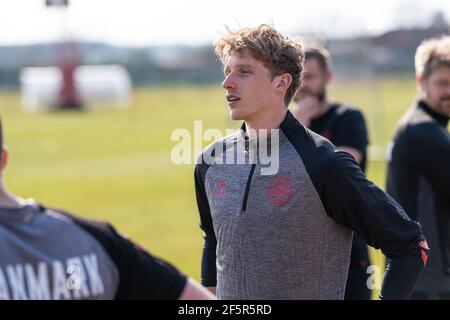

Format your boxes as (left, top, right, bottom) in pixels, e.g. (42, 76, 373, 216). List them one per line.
(0, 76, 418, 299)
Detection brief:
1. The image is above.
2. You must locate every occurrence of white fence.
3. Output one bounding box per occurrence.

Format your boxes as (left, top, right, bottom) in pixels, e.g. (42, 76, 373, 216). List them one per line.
(20, 65, 132, 112)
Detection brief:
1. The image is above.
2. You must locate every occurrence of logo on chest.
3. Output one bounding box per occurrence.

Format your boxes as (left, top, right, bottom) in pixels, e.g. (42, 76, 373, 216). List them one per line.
(214, 180, 226, 198)
(267, 176, 295, 207)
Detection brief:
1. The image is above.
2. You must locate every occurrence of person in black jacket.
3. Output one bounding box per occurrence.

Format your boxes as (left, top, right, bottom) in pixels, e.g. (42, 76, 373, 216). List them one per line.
(387, 35, 450, 299)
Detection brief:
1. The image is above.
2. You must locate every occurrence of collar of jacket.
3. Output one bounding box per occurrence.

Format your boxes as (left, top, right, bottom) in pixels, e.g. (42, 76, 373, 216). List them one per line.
(238, 110, 302, 139)
(417, 99, 449, 127)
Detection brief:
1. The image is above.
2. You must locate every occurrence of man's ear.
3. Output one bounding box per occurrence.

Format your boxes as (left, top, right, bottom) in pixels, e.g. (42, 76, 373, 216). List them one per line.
(325, 69, 333, 84)
(416, 74, 426, 94)
(275, 73, 293, 94)
(1, 147, 9, 172)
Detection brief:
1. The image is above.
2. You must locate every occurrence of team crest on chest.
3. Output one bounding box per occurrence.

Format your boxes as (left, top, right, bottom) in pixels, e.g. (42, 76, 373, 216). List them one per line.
(214, 180, 226, 198)
(267, 176, 295, 207)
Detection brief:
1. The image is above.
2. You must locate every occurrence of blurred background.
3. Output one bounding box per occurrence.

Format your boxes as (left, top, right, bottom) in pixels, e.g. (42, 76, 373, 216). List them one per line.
(0, 0, 449, 299)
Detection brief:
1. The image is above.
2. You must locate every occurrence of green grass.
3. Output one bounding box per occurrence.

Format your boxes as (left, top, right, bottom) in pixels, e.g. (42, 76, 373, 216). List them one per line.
(0, 77, 418, 299)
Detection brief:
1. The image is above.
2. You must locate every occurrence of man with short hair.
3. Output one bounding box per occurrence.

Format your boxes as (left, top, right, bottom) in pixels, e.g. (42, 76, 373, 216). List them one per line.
(386, 35, 450, 299)
(292, 45, 372, 300)
(0, 116, 214, 300)
(195, 24, 429, 300)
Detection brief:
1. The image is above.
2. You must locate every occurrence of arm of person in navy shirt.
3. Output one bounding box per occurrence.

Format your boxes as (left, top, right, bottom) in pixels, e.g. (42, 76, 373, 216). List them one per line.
(47, 206, 215, 300)
(333, 109, 368, 165)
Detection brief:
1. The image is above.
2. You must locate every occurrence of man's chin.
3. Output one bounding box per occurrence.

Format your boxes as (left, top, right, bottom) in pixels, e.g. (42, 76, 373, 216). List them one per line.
(438, 101, 450, 117)
(229, 110, 245, 121)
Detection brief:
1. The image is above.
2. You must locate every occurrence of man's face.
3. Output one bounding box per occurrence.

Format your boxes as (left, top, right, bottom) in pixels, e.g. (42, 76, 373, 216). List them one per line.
(222, 51, 279, 121)
(295, 58, 328, 101)
(421, 65, 450, 117)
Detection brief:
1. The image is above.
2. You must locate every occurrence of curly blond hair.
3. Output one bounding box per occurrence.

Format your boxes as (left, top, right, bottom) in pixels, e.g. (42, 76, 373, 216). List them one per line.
(215, 24, 304, 106)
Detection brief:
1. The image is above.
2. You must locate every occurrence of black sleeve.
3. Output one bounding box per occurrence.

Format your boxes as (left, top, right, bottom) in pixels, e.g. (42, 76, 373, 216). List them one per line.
(332, 109, 369, 155)
(194, 162, 217, 287)
(409, 124, 450, 200)
(45, 206, 187, 300)
(321, 151, 429, 299)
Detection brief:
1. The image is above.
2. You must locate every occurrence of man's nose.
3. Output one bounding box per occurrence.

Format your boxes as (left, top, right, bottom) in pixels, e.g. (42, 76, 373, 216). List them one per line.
(222, 73, 235, 90)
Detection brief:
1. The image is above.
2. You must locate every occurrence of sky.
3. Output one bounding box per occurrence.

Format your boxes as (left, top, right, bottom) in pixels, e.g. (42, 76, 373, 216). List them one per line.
(0, 0, 449, 46)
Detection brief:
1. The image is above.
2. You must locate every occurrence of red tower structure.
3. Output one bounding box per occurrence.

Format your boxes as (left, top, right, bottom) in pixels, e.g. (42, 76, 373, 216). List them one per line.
(46, 0, 83, 110)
